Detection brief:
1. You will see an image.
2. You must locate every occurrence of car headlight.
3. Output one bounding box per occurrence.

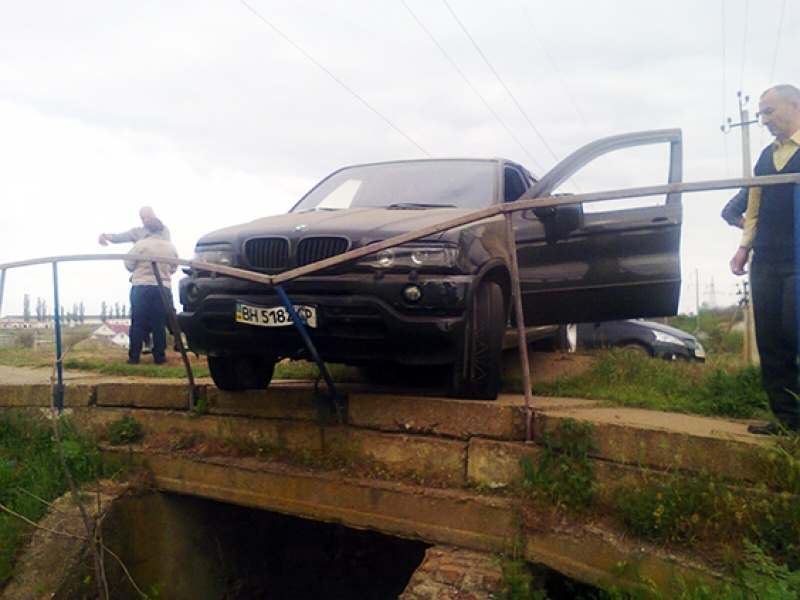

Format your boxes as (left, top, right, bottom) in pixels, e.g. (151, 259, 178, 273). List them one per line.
(357, 244, 458, 270)
(652, 330, 687, 346)
(193, 246, 236, 267)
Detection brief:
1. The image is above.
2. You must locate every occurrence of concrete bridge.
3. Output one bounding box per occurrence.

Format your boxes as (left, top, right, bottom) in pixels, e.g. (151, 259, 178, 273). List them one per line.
(0, 366, 769, 598)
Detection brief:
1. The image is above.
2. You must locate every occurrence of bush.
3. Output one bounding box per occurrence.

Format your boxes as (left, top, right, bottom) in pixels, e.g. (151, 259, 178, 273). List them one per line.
(15, 330, 35, 349)
(108, 416, 144, 445)
(0, 414, 107, 587)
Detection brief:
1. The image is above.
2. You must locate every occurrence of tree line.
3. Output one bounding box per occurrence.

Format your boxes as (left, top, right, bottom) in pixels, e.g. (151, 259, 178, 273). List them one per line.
(21, 295, 128, 323)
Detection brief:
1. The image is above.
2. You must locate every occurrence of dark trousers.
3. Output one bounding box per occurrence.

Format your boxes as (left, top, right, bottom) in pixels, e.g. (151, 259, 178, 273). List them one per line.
(750, 258, 799, 428)
(129, 286, 168, 363)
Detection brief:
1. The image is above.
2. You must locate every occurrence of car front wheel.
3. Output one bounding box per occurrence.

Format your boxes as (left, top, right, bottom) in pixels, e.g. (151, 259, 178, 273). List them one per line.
(619, 342, 651, 358)
(451, 280, 505, 400)
(208, 355, 276, 391)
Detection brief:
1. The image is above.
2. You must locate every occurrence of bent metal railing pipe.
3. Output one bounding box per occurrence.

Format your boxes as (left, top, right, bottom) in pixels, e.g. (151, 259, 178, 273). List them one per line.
(151, 262, 198, 410)
(1, 174, 799, 426)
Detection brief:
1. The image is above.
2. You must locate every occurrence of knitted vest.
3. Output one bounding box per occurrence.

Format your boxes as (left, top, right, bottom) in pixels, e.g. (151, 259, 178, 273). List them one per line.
(752, 143, 800, 262)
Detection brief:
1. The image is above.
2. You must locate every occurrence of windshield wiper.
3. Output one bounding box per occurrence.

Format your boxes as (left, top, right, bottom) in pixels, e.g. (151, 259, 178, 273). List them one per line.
(386, 203, 457, 210)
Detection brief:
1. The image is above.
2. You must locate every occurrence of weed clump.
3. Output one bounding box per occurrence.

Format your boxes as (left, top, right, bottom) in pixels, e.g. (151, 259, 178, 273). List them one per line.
(107, 415, 144, 445)
(611, 466, 800, 571)
(0, 413, 109, 587)
(520, 418, 597, 512)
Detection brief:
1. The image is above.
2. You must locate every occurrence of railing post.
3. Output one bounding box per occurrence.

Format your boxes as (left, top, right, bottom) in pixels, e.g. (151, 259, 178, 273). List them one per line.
(151, 261, 197, 410)
(52, 262, 64, 413)
(275, 285, 346, 423)
(504, 212, 535, 441)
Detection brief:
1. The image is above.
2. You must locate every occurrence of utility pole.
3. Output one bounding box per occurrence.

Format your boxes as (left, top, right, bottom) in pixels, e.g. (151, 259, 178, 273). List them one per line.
(721, 91, 759, 364)
(695, 268, 700, 331)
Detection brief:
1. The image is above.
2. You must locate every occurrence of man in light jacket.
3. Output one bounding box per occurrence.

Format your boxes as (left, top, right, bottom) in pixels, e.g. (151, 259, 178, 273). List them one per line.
(124, 217, 179, 365)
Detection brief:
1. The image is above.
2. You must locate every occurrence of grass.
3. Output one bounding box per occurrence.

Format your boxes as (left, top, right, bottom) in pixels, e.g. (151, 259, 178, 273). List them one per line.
(0, 413, 114, 588)
(531, 350, 770, 420)
(0, 328, 773, 421)
(0, 343, 363, 382)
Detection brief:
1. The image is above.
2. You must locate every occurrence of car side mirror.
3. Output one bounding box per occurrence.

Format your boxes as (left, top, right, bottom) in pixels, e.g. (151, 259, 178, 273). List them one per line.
(524, 204, 583, 244)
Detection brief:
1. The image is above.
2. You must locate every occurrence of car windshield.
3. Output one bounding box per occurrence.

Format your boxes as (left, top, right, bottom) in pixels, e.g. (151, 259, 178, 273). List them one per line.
(291, 160, 498, 212)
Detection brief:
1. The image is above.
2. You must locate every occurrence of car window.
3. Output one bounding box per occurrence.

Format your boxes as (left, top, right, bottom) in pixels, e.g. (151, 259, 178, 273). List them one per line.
(553, 144, 672, 213)
(504, 167, 529, 203)
(292, 161, 498, 212)
(316, 179, 363, 210)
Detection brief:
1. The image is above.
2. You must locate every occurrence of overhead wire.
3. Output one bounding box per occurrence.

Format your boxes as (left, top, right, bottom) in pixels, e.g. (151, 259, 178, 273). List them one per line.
(440, 0, 559, 165)
(738, 0, 749, 94)
(237, 0, 432, 157)
(517, 0, 595, 143)
(398, 0, 544, 171)
(768, 0, 787, 85)
(720, 0, 732, 178)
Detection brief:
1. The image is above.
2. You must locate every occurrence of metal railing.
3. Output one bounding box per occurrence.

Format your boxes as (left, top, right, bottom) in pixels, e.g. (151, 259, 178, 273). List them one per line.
(2, 173, 799, 438)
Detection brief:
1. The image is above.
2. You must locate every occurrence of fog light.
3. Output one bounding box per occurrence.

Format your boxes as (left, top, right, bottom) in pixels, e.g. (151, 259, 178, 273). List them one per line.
(403, 284, 423, 303)
(377, 249, 394, 267)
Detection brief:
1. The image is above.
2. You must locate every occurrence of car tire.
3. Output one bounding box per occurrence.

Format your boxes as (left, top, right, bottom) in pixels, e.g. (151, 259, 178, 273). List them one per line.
(619, 343, 651, 357)
(208, 356, 276, 391)
(451, 280, 505, 400)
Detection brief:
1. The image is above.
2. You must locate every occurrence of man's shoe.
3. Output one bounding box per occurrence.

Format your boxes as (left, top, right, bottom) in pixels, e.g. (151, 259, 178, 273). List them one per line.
(747, 422, 781, 436)
(154, 358, 167, 365)
(126, 359, 140, 365)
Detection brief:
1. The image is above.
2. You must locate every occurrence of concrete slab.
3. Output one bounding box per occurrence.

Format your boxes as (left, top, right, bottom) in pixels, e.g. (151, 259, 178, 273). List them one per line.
(0, 369, 777, 595)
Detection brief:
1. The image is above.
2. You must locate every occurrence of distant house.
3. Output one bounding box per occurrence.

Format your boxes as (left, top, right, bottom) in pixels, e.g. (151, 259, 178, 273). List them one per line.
(0, 315, 129, 330)
(90, 323, 130, 349)
(0, 316, 49, 329)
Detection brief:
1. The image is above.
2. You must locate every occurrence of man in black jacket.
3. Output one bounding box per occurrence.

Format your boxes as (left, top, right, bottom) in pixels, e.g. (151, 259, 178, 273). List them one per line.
(730, 84, 800, 435)
(721, 188, 748, 228)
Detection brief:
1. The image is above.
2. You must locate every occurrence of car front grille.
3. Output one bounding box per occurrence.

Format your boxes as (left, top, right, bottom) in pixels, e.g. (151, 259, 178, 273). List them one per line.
(245, 238, 289, 270)
(297, 237, 349, 266)
(244, 236, 351, 271)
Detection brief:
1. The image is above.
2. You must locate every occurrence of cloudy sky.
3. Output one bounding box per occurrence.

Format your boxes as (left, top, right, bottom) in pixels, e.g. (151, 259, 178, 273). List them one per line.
(1, 0, 797, 317)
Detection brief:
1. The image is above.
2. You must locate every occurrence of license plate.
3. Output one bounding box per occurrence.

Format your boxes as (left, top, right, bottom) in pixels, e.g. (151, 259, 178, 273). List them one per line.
(235, 301, 318, 328)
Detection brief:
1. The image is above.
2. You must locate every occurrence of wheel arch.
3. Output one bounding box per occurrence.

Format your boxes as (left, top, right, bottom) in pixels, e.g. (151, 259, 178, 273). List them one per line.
(473, 262, 512, 320)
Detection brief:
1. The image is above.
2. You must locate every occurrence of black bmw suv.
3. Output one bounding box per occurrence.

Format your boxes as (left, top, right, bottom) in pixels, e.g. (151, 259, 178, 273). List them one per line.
(178, 130, 684, 399)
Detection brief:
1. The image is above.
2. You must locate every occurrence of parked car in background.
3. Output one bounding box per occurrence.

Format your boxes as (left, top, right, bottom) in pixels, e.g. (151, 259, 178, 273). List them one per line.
(178, 130, 684, 399)
(575, 320, 706, 362)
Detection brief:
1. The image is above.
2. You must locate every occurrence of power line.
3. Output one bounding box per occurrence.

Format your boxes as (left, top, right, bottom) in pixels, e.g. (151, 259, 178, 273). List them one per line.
(440, 0, 559, 164)
(721, 0, 732, 177)
(237, 0, 432, 157)
(738, 0, 750, 93)
(399, 0, 544, 171)
(768, 0, 788, 85)
(516, 0, 593, 146)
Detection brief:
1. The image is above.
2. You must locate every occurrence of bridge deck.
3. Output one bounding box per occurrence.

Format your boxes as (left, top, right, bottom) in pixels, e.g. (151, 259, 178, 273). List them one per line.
(0, 371, 770, 593)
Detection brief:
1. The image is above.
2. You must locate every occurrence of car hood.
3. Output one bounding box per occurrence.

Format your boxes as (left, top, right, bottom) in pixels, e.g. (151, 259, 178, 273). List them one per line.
(195, 206, 492, 247)
(626, 319, 696, 341)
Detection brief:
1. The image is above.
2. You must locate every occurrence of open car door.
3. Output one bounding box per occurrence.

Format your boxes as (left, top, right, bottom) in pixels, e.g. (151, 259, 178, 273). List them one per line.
(511, 129, 683, 325)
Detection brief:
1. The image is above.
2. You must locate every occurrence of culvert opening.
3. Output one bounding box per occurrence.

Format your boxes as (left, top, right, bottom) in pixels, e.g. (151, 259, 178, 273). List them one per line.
(99, 492, 430, 599)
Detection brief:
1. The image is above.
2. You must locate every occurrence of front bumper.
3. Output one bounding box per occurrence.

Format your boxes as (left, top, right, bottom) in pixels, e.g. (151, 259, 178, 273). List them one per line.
(178, 273, 473, 366)
(653, 341, 706, 362)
